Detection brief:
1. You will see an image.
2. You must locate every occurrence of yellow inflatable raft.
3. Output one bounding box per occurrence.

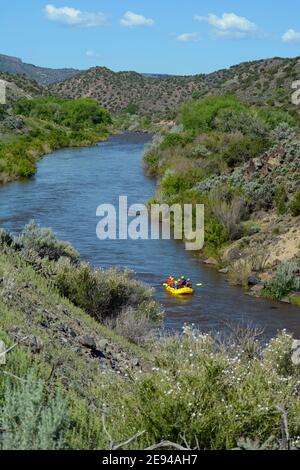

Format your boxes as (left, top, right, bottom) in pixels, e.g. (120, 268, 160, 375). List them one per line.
(166, 285, 194, 296)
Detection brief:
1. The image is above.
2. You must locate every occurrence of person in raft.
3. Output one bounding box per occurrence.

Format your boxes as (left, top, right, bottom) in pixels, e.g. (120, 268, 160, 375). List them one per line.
(166, 276, 192, 289)
(166, 276, 175, 287)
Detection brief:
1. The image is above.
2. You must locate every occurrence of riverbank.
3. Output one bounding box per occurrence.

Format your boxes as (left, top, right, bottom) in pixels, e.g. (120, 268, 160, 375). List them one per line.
(143, 96, 300, 306)
(1, 225, 300, 450)
(0, 96, 111, 185)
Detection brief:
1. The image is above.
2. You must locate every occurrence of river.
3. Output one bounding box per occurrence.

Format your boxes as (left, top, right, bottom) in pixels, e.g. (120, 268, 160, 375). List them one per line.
(1, 133, 300, 338)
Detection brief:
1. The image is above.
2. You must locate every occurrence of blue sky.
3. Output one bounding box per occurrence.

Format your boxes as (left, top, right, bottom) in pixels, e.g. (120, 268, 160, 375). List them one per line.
(1, 0, 300, 74)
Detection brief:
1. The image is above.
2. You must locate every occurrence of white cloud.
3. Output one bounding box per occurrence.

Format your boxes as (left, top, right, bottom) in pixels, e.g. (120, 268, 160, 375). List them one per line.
(45, 4, 107, 27)
(176, 32, 200, 42)
(120, 11, 154, 27)
(85, 50, 101, 60)
(282, 29, 300, 43)
(194, 12, 258, 39)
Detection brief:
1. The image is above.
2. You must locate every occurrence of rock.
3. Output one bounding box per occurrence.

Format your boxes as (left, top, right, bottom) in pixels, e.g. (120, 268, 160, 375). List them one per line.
(24, 335, 43, 354)
(292, 340, 300, 350)
(246, 159, 256, 179)
(130, 358, 139, 367)
(115, 353, 124, 362)
(280, 297, 291, 304)
(219, 268, 229, 274)
(204, 258, 218, 266)
(98, 339, 109, 351)
(80, 336, 96, 349)
(225, 248, 243, 262)
(248, 276, 261, 286)
(249, 284, 265, 297)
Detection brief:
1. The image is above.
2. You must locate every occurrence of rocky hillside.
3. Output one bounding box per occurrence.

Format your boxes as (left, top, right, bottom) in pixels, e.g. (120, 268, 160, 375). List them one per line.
(0, 72, 45, 135)
(49, 56, 300, 117)
(143, 94, 300, 304)
(0, 71, 44, 105)
(0, 54, 80, 86)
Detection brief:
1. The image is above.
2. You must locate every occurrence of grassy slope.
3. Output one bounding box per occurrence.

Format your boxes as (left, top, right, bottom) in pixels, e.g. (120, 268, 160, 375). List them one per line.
(0, 246, 152, 449)
(2, 246, 300, 449)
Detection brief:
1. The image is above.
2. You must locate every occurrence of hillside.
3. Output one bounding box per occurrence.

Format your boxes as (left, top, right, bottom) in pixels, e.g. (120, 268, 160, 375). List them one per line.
(0, 54, 80, 86)
(49, 56, 300, 117)
(0, 71, 45, 105)
(143, 94, 300, 304)
(1, 225, 300, 450)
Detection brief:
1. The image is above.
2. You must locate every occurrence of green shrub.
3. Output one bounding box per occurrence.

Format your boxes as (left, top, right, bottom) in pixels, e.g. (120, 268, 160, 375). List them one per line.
(257, 107, 295, 130)
(264, 260, 300, 300)
(274, 184, 287, 215)
(213, 108, 267, 137)
(106, 307, 154, 345)
(289, 191, 300, 217)
(208, 186, 246, 240)
(220, 137, 271, 168)
(15, 97, 111, 130)
(13, 221, 79, 262)
(161, 173, 194, 198)
(0, 229, 13, 247)
(181, 96, 245, 132)
(0, 371, 69, 450)
(143, 153, 159, 176)
(205, 218, 229, 252)
(54, 260, 159, 322)
(124, 103, 139, 115)
(160, 132, 194, 150)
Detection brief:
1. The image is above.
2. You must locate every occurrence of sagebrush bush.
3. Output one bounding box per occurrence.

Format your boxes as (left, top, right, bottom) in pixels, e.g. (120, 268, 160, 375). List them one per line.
(274, 184, 288, 216)
(105, 307, 154, 345)
(0, 371, 69, 450)
(289, 191, 300, 217)
(228, 259, 252, 287)
(208, 187, 246, 240)
(264, 260, 300, 300)
(13, 221, 79, 262)
(54, 259, 159, 321)
(0, 228, 13, 248)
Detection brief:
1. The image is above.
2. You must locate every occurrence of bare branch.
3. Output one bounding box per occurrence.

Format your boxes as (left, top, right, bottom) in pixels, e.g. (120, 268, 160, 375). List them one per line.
(0, 370, 27, 382)
(102, 412, 145, 450)
(0, 337, 28, 359)
(145, 440, 191, 451)
(277, 404, 290, 450)
(113, 431, 146, 450)
(102, 413, 114, 449)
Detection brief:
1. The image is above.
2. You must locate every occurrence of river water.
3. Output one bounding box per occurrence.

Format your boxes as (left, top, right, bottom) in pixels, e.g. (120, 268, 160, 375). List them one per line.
(1, 133, 300, 337)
